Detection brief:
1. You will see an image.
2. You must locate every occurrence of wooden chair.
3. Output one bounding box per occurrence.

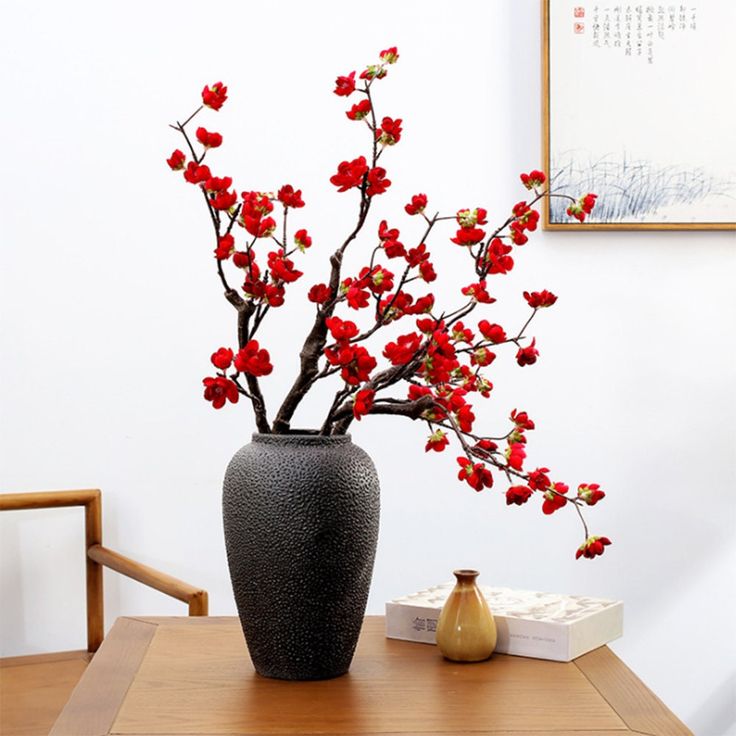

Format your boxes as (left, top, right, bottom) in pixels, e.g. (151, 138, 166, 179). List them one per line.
(0, 489, 208, 736)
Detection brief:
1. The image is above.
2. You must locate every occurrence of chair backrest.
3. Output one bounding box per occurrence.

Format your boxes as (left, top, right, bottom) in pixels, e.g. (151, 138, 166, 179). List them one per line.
(1, 489, 104, 652)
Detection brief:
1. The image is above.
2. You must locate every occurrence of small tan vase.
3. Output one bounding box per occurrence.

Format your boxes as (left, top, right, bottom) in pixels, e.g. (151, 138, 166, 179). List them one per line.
(436, 569, 497, 662)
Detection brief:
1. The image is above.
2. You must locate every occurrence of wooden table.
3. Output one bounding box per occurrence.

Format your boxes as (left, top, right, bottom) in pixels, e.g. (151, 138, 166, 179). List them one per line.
(50, 616, 691, 736)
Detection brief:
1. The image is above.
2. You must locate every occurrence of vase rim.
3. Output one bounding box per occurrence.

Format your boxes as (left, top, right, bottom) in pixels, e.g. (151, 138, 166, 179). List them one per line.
(453, 569, 480, 580)
(251, 431, 352, 444)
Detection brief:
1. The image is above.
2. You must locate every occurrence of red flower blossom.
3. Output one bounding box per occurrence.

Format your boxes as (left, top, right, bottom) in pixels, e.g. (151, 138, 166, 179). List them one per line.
(471, 347, 496, 367)
(516, 338, 539, 367)
(451, 322, 474, 344)
(542, 482, 569, 514)
(520, 170, 546, 190)
(505, 442, 527, 471)
(203, 376, 239, 409)
(211, 189, 237, 211)
(183, 162, 211, 184)
(527, 467, 551, 490)
(405, 194, 427, 216)
(379, 220, 400, 241)
(524, 290, 558, 308)
(201, 82, 228, 111)
(457, 457, 494, 491)
(214, 233, 235, 260)
(383, 332, 422, 365)
(419, 261, 436, 282)
(405, 242, 430, 268)
(277, 184, 305, 208)
(346, 100, 371, 121)
(234, 340, 273, 377)
(334, 71, 356, 97)
(567, 193, 598, 222)
(425, 430, 449, 453)
(210, 347, 234, 370)
(205, 176, 233, 193)
(478, 320, 506, 343)
(576, 535, 612, 560)
(245, 215, 277, 238)
(485, 238, 514, 275)
(353, 389, 375, 421)
(456, 403, 475, 433)
(166, 149, 186, 171)
(379, 47, 400, 64)
(308, 283, 332, 305)
(456, 208, 488, 227)
(196, 127, 223, 149)
(377, 117, 402, 146)
(451, 227, 486, 246)
(267, 252, 302, 283)
(330, 156, 368, 192)
(510, 409, 535, 430)
(325, 316, 359, 342)
(461, 281, 495, 303)
(506, 485, 533, 506)
(341, 278, 370, 310)
(578, 483, 605, 506)
(342, 346, 377, 385)
(294, 228, 312, 250)
(366, 166, 391, 196)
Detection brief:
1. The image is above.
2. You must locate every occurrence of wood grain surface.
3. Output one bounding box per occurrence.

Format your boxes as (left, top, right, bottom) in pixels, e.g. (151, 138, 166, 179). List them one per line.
(47, 616, 691, 736)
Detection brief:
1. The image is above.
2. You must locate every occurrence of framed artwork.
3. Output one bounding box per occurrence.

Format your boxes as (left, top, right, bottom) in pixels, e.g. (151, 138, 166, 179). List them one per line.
(542, 0, 736, 230)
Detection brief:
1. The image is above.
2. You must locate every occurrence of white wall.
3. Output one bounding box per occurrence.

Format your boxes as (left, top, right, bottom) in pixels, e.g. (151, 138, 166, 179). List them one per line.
(1, 1, 734, 733)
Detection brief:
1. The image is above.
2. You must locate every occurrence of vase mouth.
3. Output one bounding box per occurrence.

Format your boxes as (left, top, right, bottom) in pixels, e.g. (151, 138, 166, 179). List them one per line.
(252, 431, 352, 444)
(453, 569, 480, 581)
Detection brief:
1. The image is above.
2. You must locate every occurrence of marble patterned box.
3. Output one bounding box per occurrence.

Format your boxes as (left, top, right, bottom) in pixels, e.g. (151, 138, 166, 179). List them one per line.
(385, 584, 623, 662)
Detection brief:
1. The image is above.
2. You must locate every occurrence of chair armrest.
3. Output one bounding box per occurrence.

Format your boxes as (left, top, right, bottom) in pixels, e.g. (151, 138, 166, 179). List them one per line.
(87, 544, 208, 616)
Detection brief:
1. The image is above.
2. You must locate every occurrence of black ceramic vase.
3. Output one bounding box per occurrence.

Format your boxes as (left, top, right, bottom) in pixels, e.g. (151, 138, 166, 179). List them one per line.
(222, 432, 380, 680)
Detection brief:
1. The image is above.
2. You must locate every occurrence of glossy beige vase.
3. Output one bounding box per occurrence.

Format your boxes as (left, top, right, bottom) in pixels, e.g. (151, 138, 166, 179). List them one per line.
(436, 569, 497, 662)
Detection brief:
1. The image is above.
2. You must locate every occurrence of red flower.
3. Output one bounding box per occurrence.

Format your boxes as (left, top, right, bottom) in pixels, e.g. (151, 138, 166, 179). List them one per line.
(461, 281, 495, 304)
(506, 485, 533, 506)
(379, 220, 400, 241)
(294, 228, 312, 250)
(456, 457, 494, 491)
(201, 82, 228, 111)
(425, 430, 449, 453)
(342, 279, 371, 310)
(524, 290, 558, 308)
(478, 320, 506, 343)
(379, 47, 400, 64)
(405, 194, 427, 216)
(451, 322, 474, 344)
(567, 193, 598, 222)
(196, 127, 223, 149)
(383, 332, 422, 365)
(471, 347, 496, 367)
(576, 535, 612, 560)
(264, 283, 285, 307)
(456, 208, 488, 227)
(456, 403, 475, 433)
(330, 156, 368, 192)
(343, 346, 377, 385)
(277, 184, 305, 208)
(510, 409, 535, 430)
(527, 467, 551, 490)
(366, 166, 391, 196)
(203, 376, 239, 409)
(485, 238, 514, 275)
(166, 149, 186, 171)
(205, 176, 233, 193)
(308, 283, 332, 304)
(210, 347, 234, 370)
(267, 252, 302, 283)
(542, 482, 569, 514)
(405, 243, 430, 268)
(510, 223, 529, 245)
(346, 100, 371, 120)
(214, 234, 235, 260)
(505, 442, 526, 471)
(516, 338, 539, 366)
(211, 189, 237, 211)
(520, 170, 546, 190)
(578, 483, 605, 506)
(183, 162, 211, 184)
(377, 117, 402, 146)
(359, 265, 394, 295)
(451, 227, 486, 246)
(234, 340, 273, 377)
(245, 215, 277, 238)
(334, 71, 356, 97)
(325, 316, 359, 342)
(353, 389, 375, 421)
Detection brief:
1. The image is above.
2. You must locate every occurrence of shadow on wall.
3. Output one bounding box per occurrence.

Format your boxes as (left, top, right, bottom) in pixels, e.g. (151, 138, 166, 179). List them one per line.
(687, 673, 736, 736)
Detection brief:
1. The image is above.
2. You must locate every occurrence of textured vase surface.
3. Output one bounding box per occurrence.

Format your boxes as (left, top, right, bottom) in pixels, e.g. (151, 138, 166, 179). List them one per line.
(223, 432, 380, 680)
(436, 569, 497, 662)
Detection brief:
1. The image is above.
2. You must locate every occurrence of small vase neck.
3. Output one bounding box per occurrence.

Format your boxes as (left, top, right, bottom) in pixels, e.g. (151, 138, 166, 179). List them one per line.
(453, 569, 480, 586)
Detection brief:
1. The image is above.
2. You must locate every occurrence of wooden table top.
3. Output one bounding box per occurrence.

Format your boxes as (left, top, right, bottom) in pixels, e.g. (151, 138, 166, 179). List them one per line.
(50, 615, 690, 736)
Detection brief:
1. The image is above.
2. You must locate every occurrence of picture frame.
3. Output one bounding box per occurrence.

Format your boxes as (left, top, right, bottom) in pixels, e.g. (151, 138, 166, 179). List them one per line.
(542, 0, 736, 230)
